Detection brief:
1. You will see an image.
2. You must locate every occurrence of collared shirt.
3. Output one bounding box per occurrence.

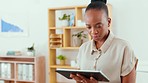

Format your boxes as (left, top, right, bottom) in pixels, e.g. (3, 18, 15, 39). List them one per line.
(77, 31, 137, 83)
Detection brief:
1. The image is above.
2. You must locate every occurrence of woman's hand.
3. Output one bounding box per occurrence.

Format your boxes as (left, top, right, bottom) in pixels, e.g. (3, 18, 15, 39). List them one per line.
(70, 73, 98, 83)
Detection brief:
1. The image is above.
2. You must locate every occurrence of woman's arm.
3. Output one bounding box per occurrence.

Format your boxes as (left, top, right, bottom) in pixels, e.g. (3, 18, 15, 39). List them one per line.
(121, 67, 136, 83)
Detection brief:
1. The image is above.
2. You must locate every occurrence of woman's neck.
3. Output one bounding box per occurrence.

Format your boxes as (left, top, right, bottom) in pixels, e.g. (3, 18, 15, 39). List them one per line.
(95, 30, 110, 49)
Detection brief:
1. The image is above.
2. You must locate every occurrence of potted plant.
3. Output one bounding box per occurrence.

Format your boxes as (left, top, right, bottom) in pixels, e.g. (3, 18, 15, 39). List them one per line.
(27, 43, 35, 56)
(72, 31, 87, 47)
(57, 55, 66, 65)
(59, 13, 70, 27)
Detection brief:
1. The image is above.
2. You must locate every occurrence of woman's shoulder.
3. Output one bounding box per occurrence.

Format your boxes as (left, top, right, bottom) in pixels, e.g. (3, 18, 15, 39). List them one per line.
(113, 36, 131, 47)
(79, 40, 92, 49)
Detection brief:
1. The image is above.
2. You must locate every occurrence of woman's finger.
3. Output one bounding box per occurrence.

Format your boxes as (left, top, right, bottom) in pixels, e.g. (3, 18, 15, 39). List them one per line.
(70, 73, 75, 78)
(70, 73, 83, 82)
(77, 74, 86, 79)
(90, 77, 98, 82)
(77, 74, 88, 83)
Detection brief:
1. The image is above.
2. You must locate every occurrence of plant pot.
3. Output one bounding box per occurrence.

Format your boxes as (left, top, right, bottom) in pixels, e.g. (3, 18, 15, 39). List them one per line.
(27, 50, 35, 56)
(60, 20, 69, 27)
(72, 36, 83, 47)
(60, 60, 65, 65)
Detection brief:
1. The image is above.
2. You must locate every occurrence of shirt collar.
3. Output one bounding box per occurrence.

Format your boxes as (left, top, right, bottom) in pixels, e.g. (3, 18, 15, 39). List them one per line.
(91, 30, 115, 54)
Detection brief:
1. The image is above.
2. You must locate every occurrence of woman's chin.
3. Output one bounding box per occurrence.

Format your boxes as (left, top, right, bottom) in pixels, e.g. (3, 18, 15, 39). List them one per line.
(92, 38, 98, 41)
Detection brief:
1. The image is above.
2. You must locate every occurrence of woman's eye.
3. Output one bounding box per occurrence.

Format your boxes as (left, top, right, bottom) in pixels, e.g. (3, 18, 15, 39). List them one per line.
(96, 24, 103, 28)
(86, 26, 91, 29)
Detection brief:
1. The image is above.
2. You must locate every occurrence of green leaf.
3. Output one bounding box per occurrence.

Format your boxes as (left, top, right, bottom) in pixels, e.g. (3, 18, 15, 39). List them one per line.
(57, 55, 66, 60)
(59, 13, 70, 21)
(27, 43, 34, 51)
(72, 31, 87, 39)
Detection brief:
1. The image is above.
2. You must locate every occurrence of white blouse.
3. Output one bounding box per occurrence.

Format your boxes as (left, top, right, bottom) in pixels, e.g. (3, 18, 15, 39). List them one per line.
(77, 31, 137, 83)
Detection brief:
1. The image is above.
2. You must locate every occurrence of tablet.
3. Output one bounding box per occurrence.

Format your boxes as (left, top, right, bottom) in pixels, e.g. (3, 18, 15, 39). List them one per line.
(56, 69, 109, 82)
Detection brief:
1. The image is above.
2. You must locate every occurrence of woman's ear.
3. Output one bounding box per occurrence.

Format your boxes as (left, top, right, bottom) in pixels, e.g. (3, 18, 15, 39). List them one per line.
(108, 18, 111, 27)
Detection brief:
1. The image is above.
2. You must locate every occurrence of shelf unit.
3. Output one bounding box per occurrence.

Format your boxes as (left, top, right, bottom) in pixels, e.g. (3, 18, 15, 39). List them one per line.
(0, 56, 45, 83)
(48, 4, 112, 83)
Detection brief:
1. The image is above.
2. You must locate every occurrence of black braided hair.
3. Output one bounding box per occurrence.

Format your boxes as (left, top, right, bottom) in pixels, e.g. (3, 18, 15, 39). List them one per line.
(91, 0, 107, 4)
(86, 0, 108, 17)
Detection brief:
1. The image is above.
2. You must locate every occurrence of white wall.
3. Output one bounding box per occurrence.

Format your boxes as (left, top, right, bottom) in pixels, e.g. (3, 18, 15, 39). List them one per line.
(0, 0, 49, 82)
(0, 0, 148, 83)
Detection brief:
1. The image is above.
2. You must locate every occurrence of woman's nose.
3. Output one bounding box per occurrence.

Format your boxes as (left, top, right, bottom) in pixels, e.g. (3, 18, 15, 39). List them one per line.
(91, 27, 97, 34)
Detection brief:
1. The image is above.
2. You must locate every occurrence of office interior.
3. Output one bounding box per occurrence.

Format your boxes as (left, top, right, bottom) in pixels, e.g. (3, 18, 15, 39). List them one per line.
(0, 0, 148, 83)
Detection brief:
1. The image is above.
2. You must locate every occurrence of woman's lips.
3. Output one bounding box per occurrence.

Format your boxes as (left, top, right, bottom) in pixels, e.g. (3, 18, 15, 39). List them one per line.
(92, 35, 98, 39)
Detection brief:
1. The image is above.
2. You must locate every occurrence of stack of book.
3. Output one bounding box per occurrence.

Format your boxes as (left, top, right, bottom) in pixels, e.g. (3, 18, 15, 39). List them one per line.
(6, 51, 22, 56)
(49, 34, 63, 48)
(17, 64, 33, 81)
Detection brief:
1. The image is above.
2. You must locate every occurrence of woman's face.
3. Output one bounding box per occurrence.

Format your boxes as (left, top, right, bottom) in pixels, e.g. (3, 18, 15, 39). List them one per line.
(84, 9, 111, 42)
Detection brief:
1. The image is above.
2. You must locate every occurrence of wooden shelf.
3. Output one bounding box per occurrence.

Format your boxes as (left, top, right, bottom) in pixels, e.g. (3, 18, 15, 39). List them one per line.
(48, 7, 75, 10)
(48, 5, 86, 10)
(61, 47, 79, 49)
(48, 5, 92, 83)
(64, 27, 86, 29)
(50, 41, 62, 43)
(49, 27, 63, 29)
(0, 56, 35, 62)
(49, 27, 86, 29)
(0, 61, 35, 64)
(50, 64, 78, 69)
(48, 5, 87, 83)
(16, 80, 35, 82)
(48, 4, 112, 83)
(0, 56, 36, 59)
(49, 47, 79, 50)
(0, 56, 45, 83)
(0, 78, 15, 81)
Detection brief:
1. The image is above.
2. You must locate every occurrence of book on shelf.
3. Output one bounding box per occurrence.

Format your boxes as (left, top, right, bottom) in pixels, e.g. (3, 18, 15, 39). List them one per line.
(1, 63, 5, 78)
(0, 80, 4, 83)
(6, 63, 11, 79)
(28, 64, 33, 81)
(0, 63, 1, 77)
(18, 64, 23, 80)
(0, 63, 11, 79)
(22, 64, 27, 80)
(56, 69, 110, 82)
(18, 64, 34, 81)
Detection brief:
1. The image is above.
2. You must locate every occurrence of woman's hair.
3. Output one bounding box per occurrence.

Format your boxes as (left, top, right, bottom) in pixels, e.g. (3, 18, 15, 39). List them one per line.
(91, 0, 107, 4)
(85, 0, 108, 17)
